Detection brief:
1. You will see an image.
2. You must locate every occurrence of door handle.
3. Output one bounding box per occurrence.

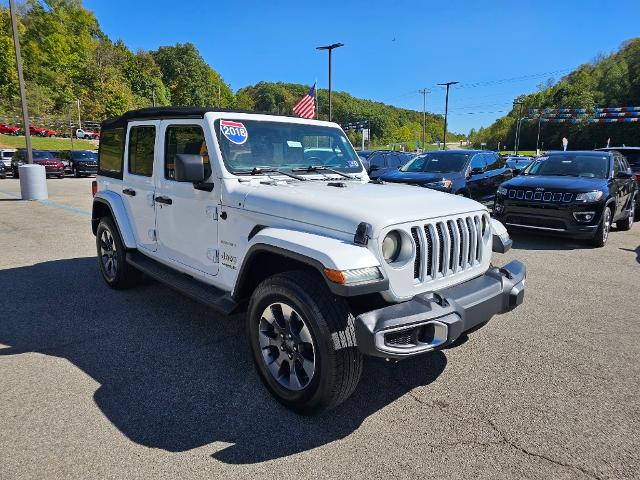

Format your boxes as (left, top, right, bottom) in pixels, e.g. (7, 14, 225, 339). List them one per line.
(123, 188, 136, 196)
(155, 196, 173, 205)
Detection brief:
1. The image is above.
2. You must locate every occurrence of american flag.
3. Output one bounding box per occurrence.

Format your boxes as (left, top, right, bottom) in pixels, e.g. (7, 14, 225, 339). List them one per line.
(292, 84, 316, 119)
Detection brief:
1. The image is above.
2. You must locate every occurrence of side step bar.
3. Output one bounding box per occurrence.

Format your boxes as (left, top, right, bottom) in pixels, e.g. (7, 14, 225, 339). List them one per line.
(126, 251, 238, 315)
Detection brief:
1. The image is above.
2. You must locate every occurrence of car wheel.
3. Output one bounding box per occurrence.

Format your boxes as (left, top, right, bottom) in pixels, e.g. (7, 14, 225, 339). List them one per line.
(13, 169, 19, 179)
(247, 270, 363, 415)
(617, 195, 636, 231)
(96, 217, 141, 289)
(591, 206, 612, 247)
(73, 167, 80, 178)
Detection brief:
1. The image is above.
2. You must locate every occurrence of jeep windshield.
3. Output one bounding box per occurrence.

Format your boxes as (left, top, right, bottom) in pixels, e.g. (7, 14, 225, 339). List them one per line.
(527, 154, 610, 178)
(214, 119, 363, 175)
(400, 152, 471, 173)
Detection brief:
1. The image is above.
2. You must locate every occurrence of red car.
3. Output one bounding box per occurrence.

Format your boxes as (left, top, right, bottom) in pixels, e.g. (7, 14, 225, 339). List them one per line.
(29, 126, 57, 137)
(0, 123, 20, 135)
(11, 149, 65, 178)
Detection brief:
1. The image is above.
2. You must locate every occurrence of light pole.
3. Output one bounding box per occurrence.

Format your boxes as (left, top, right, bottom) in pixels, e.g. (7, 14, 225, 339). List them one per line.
(513, 101, 524, 155)
(535, 116, 542, 155)
(437, 81, 458, 150)
(316, 43, 344, 121)
(419, 88, 429, 151)
(9, 0, 32, 164)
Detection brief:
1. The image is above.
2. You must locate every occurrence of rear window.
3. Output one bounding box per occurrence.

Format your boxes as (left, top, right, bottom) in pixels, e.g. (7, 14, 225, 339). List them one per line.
(620, 151, 640, 169)
(99, 128, 125, 178)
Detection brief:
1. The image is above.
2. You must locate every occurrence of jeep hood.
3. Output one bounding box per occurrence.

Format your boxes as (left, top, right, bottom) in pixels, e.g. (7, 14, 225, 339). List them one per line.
(235, 180, 485, 237)
(503, 175, 607, 192)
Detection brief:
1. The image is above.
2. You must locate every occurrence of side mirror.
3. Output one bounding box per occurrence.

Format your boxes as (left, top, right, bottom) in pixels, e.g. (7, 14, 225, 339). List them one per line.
(369, 164, 380, 172)
(175, 154, 205, 183)
(470, 167, 485, 175)
(512, 168, 521, 176)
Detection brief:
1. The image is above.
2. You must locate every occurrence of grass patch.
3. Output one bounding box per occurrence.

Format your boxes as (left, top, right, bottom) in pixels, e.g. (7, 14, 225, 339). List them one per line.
(0, 134, 96, 151)
(499, 150, 538, 156)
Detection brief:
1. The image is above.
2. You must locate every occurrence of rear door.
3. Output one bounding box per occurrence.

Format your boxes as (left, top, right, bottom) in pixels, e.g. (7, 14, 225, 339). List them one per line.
(122, 121, 159, 252)
(615, 154, 632, 213)
(154, 120, 219, 276)
(484, 153, 511, 201)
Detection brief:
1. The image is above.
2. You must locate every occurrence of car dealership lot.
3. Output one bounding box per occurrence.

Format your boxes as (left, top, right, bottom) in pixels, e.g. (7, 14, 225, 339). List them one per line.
(1, 178, 639, 479)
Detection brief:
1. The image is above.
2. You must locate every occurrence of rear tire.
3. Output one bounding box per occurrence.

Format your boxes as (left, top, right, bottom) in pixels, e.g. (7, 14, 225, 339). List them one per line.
(617, 195, 636, 231)
(247, 270, 363, 415)
(96, 217, 141, 289)
(591, 206, 612, 247)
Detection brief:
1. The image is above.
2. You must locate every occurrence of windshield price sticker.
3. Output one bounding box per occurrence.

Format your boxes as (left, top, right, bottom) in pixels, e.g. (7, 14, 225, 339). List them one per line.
(220, 120, 248, 144)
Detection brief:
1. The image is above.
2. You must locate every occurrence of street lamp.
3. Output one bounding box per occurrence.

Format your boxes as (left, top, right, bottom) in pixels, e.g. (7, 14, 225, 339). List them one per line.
(437, 81, 458, 150)
(316, 43, 344, 121)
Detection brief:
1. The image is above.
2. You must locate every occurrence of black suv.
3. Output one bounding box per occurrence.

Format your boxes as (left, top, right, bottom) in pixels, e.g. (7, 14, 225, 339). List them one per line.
(494, 151, 637, 247)
(378, 150, 513, 204)
(366, 150, 414, 180)
(59, 150, 98, 177)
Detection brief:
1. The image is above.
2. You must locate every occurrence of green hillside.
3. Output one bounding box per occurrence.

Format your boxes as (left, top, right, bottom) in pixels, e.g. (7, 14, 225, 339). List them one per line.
(0, 0, 462, 150)
(470, 38, 640, 151)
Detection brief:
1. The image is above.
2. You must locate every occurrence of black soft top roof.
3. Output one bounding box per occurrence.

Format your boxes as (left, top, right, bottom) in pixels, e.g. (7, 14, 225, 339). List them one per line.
(101, 107, 289, 129)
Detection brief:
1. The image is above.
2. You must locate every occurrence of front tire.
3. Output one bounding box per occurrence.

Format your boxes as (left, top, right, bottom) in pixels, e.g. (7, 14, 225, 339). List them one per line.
(247, 271, 363, 415)
(591, 206, 612, 247)
(96, 217, 141, 289)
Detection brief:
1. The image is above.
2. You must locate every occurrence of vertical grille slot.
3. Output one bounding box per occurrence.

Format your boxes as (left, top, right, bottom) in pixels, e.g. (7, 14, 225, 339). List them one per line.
(446, 221, 455, 272)
(424, 225, 433, 278)
(436, 223, 445, 275)
(411, 227, 421, 279)
(466, 217, 476, 265)
(474, 216, 482, 262)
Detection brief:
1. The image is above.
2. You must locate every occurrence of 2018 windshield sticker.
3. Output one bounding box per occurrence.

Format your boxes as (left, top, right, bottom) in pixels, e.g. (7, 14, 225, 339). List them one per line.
(220, 120, 248, 144)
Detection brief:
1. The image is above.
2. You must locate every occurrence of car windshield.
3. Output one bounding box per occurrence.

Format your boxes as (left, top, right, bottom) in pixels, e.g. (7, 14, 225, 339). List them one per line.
(214, 119, 363, 174)
(72, 151, 97, 160)
(528, 155, 609, 178)
(32, 151, 53, 159)
(400, 152, 471, 173)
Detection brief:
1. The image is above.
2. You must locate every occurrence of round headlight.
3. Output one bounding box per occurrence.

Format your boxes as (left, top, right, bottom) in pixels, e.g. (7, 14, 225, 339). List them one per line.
(382, 231, 402, 263)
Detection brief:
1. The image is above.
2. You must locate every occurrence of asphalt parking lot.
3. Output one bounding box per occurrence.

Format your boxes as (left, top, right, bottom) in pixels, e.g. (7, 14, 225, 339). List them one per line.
(1, 177, 639, 480)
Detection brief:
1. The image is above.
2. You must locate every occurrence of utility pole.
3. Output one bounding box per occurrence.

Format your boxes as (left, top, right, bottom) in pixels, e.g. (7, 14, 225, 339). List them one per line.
(535, 116, 542, 155)
(437, 81, 458, 150)
(513, 101, 523, 155)
(419, 88, 430, 151)
(76, 98, 82, 130)
(152, 88, 156, 107)
(9, 0, 32, 164)
(316, 43, 344, 121)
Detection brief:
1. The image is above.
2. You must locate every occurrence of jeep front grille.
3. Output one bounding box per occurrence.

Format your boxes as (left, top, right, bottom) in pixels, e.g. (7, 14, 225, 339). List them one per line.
(412, 214, 487, 282)
(508, 189, 573, 203)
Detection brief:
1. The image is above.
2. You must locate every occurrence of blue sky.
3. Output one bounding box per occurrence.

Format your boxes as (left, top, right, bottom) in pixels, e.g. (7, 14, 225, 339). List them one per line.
(84, 0, 640, 134)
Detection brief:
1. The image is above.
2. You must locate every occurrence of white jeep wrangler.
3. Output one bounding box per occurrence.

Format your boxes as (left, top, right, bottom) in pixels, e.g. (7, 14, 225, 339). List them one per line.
(91, 107, 525, 414)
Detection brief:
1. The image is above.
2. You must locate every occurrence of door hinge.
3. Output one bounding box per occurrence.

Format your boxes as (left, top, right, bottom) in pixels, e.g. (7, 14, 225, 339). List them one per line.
(206, 206, 218, 220)
(207, 248, 219, 263)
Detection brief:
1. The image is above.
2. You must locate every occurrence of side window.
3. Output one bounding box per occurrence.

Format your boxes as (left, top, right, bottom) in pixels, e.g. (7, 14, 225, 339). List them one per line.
(128, 126, 156, 177)
(613, 157, 621, 176)
(470, 154, 486, 171)
(165, 125, 210, 180)
(369, 152, 385, 169)
(388, 153, 404, 169)
(98, 128, 125, 178)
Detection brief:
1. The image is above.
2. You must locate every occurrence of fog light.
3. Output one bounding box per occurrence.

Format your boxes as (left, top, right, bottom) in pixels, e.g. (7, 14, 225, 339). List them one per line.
(573, 211, 595, 222)
(494, 204, 504, 214)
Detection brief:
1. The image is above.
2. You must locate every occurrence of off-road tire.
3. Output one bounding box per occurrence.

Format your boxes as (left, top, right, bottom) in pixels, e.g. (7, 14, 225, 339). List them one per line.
(96, 217, 141, 289)
(591, 206, 613, 247)
(247, 270, 363, 415)
(617, 194, 636, 231)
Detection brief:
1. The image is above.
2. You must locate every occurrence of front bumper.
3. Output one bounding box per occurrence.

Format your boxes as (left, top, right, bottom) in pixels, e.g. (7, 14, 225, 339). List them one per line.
(355, 260, 525, 359)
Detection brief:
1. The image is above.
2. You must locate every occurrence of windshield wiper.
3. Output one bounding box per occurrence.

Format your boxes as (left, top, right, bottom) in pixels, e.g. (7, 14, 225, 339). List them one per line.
(291, 165, 357, 179)
(237, 166, 306, 181)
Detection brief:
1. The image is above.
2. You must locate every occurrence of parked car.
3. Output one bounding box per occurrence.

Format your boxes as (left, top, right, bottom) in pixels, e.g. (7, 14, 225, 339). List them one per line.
(11, 149, 65, 178)
(0, 123, 20, 135)
(596, 146, 640, 216)
(356, 149, 375, 170)
(504, 155, 533, 174)
(91, 106, 526, 414)
(379, 150, 513, 204)
(0, 148, 16, 170)
(58, 150, 98, 176)
(494, 150, 637, 247)
(366, 150, 414, 179)
(29, 126, 57, 137)
(75, 128, 100, 140)
(0, 161, 7, 179)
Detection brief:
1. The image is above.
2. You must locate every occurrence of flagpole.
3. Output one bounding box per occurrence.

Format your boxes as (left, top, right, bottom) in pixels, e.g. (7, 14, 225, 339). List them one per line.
(315, 78, 318, 120)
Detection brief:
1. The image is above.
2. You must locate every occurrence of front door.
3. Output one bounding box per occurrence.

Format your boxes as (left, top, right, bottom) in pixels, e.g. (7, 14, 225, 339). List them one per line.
(122, 121, 159, 252)
(155, 120, 219, 276)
